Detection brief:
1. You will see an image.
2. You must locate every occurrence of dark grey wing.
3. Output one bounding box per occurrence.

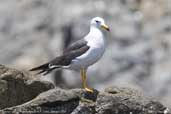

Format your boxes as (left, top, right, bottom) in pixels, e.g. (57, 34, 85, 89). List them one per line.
(30, 39, 90, 75)
(64, 39, 88, 53)
(50, 39, 89, 66)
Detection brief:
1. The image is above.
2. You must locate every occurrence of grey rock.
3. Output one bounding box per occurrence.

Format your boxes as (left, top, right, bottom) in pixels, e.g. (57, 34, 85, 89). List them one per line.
(96, 87, 168, 114)
(1, 86, 170, 114)
(0, 64, 54, 109)
(71, 103, 95, 114)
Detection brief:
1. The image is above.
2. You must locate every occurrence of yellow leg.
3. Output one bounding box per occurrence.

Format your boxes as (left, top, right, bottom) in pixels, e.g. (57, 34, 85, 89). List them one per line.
(81, 69, 93, 93)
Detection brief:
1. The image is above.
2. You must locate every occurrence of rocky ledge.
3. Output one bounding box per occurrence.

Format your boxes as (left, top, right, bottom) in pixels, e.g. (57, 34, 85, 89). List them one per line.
(0, 64, 170, 114)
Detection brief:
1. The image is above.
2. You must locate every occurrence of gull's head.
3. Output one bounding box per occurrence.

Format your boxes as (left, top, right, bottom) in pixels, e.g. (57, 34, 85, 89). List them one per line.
(91, 17, 110, 32)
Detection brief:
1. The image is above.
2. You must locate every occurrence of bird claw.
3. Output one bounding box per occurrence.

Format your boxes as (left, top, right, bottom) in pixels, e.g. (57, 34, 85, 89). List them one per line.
(85, 87, 94, 93)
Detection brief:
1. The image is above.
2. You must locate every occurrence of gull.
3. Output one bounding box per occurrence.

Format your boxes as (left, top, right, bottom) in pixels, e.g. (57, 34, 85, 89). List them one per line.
(30, 17, 110, 92)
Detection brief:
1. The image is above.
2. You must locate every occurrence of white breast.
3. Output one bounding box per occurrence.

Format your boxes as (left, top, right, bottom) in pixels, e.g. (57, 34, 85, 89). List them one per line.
(69, 27, 106, 70)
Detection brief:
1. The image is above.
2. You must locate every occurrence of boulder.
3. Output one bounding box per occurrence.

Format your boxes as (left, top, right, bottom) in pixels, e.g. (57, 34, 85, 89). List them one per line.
(1, 87, 170, 114)
(0, 64, 54, 109)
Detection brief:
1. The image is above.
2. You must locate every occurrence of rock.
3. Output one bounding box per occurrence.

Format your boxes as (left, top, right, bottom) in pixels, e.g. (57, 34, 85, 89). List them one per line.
(96, 87, 169, 114)
(0, 64, 54, 109)
(1, 86, 170, 114)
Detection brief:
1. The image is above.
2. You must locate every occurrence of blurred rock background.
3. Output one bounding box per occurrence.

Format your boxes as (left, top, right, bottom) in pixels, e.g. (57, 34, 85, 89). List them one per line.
(0, 0, 171, 108)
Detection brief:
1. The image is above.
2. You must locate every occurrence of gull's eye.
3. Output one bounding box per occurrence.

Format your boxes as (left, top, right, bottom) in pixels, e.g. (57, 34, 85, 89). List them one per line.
(95, 20, 100, 24)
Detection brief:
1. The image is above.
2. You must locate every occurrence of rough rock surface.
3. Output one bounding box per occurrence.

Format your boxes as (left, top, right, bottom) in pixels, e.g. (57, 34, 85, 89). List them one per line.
(0, 64, 54, 109)
(1, 87, 170, 114)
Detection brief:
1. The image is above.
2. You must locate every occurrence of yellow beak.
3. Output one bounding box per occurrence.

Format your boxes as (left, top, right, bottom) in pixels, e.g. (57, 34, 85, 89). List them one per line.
(101, 24, 110, 31)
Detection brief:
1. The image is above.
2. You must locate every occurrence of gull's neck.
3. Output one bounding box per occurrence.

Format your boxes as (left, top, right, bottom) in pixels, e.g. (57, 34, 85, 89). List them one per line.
(85, 26, 104, 41)
(90, 26, 103, 36)
(85, 26, 106, 48)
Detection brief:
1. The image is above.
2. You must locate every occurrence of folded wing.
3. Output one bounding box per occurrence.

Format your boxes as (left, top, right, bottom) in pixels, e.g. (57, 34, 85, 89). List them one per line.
(30, 39, 90, 75)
